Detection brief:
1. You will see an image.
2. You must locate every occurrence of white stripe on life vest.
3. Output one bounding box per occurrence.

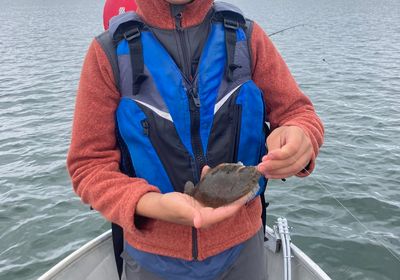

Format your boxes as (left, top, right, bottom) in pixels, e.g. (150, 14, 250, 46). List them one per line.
(214, 84, 243, 114)
(133, 99, 173, 122)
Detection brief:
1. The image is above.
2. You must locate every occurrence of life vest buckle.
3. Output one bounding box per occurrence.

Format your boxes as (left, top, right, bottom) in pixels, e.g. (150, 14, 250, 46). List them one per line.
(223, 18, 239, 30)
(123, 27, 141, 41)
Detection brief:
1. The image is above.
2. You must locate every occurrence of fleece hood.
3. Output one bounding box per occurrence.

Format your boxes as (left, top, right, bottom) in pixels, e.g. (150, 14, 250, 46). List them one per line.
(135, 0, 214, 29)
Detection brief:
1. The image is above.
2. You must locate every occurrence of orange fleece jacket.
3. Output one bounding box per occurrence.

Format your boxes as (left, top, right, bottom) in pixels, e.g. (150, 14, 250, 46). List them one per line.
(67, 0, 324, 260)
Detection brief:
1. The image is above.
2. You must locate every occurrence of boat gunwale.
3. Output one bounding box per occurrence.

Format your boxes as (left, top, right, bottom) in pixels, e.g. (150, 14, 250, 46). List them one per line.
(264, 226, 331, 280)
(38, 228, 331, 280)
(290, 243, 331, 279)
(37, 231, 112, 280)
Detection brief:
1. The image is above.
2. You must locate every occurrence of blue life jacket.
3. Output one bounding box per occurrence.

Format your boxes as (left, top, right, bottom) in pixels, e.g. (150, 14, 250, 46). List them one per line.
(96, 2, 269, 278)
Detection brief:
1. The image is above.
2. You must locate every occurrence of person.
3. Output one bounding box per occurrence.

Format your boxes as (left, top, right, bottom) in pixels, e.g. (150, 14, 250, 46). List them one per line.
(103, 0, 137, 30)
(67, 0, 324, 279)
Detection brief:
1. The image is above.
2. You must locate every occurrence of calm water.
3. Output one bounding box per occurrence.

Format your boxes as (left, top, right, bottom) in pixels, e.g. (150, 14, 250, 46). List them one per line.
(0, 0, 399, 279)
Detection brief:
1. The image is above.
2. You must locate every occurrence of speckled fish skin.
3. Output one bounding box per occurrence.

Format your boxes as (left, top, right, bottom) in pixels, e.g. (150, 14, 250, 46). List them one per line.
(184, 163, 262, 208)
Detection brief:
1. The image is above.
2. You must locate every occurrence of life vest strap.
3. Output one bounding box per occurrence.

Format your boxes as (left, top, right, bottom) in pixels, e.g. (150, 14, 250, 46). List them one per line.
(223, 18, 241, 82)
(124, 28, 147, 95)
(111, 13, 147, 95)
(111, 223, 124, 279)
(213, 2, 246, 82)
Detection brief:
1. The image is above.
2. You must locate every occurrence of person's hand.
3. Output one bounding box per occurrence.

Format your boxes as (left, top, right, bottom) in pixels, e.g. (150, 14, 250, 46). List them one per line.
(136, 166, 250, 229)
(257, 126, 313, 179)
(157, 190, 248, 228)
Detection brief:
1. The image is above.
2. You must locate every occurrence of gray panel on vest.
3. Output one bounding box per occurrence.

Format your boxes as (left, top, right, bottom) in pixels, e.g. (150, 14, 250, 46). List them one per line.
(118, 54, 133, 98)
(213, 1, 244, 17)
(233, 41, 251, 80)
(95, 31, 120, 91)
(216, 41, 252, 104)
(118, 54, 169, 115)
(150, 11, 212, 78)
(133, 67, 169, 114)
(245, 19, 254, 68)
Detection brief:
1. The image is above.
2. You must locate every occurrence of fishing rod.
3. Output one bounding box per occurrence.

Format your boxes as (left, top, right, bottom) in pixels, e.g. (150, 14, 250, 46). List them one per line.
(269, 23, 329, 64)
(269, 24, 306, 37)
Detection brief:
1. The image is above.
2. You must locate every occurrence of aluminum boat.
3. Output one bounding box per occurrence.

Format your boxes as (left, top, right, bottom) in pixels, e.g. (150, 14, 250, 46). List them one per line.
(38, 218, 331, 280)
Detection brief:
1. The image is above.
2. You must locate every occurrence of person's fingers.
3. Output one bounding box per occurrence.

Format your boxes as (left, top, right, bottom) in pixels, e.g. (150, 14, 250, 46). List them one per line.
(193, 191, 255, 228)
(193, 210, 202, 229)
(258, 141, 309, 173)
(259, 126, 313, 178)
(260, 150, 312, 179)
(266, 131, 282, 153)
(262, 156, 308, 178)
(201, 165, 211, 178)
(210, 207, 234, 222)
(264, 126, 310, 162)
(198, 202, 243, 228)
(234, 192, 253, 205)
(267, 135, 302, 161)
(161, 193, 201, 226)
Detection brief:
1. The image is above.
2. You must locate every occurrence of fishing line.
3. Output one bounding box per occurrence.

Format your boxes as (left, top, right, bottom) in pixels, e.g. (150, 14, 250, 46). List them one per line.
(302, 169, 400, 263)
(264, 20, 399, 263)
(265, 169, 400, 263)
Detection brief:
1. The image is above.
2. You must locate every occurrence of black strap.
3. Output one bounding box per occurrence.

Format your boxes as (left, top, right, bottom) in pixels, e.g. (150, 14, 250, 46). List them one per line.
(113, 22, 147, 96)
(261, 116, 270, 240)
(124, 27, 147, 95)
(223, 18, 242, 82)
(111, 223, 124, 279)
(260, 192, 269, 240)
(213, 4, 247, 82)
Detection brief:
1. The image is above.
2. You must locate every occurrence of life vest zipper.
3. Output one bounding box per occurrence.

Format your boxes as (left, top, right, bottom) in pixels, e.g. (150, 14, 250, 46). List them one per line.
(187, 89, 202, 261)
(188, 86, 205, 183)
(175, 12, 191, 80)
(174, 12, 205, 261)
(189, 86, 201, 108)
(174, 14, 206, 177)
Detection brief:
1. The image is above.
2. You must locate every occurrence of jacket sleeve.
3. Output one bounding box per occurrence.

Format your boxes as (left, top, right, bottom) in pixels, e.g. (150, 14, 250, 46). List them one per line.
(250, 22, 324, 176)
(66, 39, 160, 233)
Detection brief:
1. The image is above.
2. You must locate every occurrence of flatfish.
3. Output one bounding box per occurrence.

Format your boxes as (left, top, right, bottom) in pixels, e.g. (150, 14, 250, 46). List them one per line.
(184, 163, 262, 208)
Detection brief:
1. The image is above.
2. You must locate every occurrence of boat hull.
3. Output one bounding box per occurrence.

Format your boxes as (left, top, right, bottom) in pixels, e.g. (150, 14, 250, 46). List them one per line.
(39, 229, 331, 280)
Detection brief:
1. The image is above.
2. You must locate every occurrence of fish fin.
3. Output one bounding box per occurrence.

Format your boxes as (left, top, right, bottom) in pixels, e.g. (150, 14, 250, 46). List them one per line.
(184, 181, 195, 196)
(246, 184, 261, 204)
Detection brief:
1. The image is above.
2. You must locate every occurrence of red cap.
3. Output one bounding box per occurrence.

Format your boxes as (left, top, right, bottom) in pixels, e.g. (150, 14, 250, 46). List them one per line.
(103, 0, 137, 30)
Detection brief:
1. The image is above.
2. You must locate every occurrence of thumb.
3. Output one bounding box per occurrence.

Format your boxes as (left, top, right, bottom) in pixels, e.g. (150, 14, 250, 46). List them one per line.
(193, 210, 203, 229)
(265, 128, 284, 160)
(201, 165, 211, 178)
